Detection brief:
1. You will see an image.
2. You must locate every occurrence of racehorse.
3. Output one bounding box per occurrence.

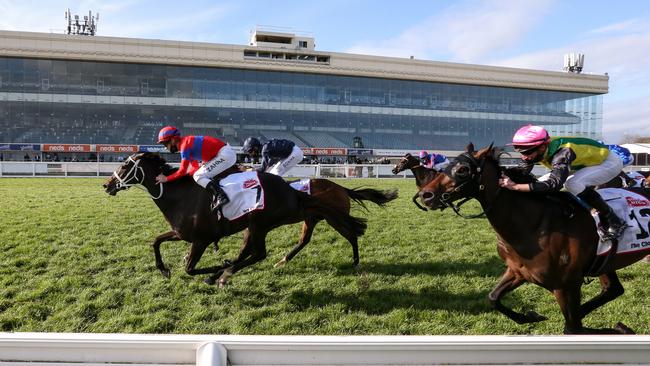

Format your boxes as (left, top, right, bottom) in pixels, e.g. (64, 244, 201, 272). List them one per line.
(418, 143, 650, 334)
(391, 153, 439, 211)
(103, 152, 369, 286)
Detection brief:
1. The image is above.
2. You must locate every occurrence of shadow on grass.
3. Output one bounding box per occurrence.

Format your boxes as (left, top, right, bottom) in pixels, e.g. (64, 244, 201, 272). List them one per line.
(287, 286, 490, 315)
(339, 256, 506, 278)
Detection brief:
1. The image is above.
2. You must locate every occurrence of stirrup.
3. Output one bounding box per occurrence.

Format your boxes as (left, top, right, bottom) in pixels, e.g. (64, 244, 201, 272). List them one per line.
(599, 223, 627, 241)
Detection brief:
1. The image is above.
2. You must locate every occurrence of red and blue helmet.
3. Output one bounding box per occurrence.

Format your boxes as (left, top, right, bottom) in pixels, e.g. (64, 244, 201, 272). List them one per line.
(157, 126, 180, 143)
(418, 150, 429, 160)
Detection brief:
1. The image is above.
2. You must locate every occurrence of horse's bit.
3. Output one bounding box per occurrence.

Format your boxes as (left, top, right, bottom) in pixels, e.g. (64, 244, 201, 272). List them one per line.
(112, 156, 164, 200)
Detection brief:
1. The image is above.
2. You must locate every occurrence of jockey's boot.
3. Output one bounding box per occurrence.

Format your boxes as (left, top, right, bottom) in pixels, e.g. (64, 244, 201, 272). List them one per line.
(578, 187, 626, 241)
(206, 180, 229, 215)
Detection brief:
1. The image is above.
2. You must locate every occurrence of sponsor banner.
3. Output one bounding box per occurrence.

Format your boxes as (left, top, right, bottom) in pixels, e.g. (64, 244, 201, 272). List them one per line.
(300, 147, 312, 155)
(348, 148, 373, 156)
(309, 147, 347, 156)
(138, 145, 168, 153)
(373, 149, 420, 157)
(96, 144, 138, 153)
(0, 144, 41, 151)
(42, 144, 92, 153)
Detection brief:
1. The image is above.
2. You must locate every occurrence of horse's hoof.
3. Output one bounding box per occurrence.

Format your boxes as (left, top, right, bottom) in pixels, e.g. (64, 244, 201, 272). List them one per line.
(204, 276, 217, 285)
(274, 258, 287, 268)
(218, 278, 228, 288)
(159, 268, 171, 279)
(525, 311, 547, 323)
(614, 322, 635, 334)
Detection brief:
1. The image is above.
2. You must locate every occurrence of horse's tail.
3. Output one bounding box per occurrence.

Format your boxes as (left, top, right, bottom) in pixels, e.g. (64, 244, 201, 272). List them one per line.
(344, 187, 398, 210)
(299, 192, 368, 238)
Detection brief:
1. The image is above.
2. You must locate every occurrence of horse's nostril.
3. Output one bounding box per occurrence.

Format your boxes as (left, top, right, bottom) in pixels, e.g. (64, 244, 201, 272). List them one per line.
(422, 192, 434, 200)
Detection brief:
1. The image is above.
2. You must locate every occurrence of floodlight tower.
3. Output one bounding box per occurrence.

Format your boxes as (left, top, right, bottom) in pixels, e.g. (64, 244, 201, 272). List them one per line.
(563, 52, 584, 73)
(65, 9, 99, 36)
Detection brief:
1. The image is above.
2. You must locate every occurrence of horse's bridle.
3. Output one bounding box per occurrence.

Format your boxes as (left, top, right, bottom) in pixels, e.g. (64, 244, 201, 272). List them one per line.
(112, 156, 164, 200)
(438, 151, 489, 219)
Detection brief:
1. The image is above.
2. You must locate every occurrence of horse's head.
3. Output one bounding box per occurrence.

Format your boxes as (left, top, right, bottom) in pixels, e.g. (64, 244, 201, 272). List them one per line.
(103, 152, 169, 195)
(392, 153, 421, 174)
(419, 143, 498, 210)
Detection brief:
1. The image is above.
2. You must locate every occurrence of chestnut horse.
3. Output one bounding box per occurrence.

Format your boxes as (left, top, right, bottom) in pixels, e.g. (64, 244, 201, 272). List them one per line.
(104, 152, 370, 286)
(391, 153, 439, 211)
(418, 143, 650, 334)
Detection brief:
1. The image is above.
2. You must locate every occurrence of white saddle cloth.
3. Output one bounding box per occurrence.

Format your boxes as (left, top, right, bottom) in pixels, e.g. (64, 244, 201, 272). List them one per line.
(220, 171, 265, 220)
(594, 188, 650, 255)
(289, 179, 311, 194)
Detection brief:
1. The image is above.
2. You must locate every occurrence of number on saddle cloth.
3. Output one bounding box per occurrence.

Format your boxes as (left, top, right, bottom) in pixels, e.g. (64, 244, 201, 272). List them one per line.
(593, 188, 650, 256)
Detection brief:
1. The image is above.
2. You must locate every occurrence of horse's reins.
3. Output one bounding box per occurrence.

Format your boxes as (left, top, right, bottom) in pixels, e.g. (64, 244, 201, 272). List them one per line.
(112, 156, 164, 200)
(439, 151, 493, 219)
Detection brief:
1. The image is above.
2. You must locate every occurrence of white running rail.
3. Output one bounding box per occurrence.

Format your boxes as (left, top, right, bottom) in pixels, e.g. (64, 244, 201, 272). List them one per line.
(1, 333, 650, 365)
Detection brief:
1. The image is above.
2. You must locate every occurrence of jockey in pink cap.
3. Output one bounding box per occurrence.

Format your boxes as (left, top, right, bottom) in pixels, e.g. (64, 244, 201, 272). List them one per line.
(499, 124, 626, 240)
(418, 150, 450, 171)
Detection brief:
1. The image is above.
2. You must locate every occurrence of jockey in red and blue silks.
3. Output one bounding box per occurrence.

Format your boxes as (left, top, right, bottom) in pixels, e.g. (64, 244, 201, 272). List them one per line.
(154, 126, 236, 215)
(418, 150, 450, 171)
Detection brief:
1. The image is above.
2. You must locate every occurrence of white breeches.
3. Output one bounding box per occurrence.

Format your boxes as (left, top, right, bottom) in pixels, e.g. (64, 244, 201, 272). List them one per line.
(267, 145, 304, 176)
(193, 144, 237, 187)
(564, 151, 623, 194)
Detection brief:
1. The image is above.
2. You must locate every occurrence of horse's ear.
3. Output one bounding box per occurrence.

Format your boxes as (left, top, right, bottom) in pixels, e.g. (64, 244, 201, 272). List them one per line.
(466, 142, 475, 153)
(132, 152, 147, 161)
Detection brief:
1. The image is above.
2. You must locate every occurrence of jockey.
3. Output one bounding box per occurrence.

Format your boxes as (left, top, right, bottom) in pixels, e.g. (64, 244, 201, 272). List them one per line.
(154, 126, 236, 215)
(242, 137, 304, 176)
(499, 124, 626, 240)
(418, 150, 450, 171)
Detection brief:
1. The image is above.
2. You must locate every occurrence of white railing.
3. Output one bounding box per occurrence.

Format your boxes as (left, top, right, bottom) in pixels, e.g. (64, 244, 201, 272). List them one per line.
(1, 333, 650, 366)
(0, 162, 404, 178)
(1, 162, 648, 179)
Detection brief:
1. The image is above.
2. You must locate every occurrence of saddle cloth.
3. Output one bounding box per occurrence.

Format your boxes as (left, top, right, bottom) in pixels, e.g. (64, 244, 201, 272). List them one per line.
(289, 179, 311, 195)
(219, 171, 265, 220)
(627, 171, 648, 187)
(593, 188, 650, 255)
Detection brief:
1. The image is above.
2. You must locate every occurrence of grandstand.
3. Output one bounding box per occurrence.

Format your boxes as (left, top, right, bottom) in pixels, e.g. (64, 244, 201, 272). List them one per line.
(0, 29, 608, 156)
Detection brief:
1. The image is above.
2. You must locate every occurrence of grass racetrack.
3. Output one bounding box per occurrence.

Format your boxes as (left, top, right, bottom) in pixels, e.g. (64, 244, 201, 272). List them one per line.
(1, 177, 649, 334)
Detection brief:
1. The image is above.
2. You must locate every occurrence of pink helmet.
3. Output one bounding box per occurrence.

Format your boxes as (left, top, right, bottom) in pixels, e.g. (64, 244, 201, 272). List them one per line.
(157, 126, 180, 143)
(510, 125, 549, 148)
(418, 150, 428, 159)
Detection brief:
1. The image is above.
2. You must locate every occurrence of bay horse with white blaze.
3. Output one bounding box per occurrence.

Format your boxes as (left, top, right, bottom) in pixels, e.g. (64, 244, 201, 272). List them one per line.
(418, 143, 650, 334)
(103, 153, 395, 285)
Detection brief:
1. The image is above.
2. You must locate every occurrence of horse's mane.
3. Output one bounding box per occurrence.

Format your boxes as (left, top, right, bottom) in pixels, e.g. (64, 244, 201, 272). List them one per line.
(487, 150, 538, 184)
(138, 152, 177, 175)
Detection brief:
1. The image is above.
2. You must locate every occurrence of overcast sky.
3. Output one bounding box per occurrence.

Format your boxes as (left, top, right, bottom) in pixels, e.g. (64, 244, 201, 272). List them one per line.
(1, 0, 649, 143)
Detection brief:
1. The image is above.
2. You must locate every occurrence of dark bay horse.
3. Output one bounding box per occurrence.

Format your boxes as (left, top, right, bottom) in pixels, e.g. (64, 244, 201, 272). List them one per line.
(103, 152, 369, 286)
(418, 143, 650, 334)
(391, 153, 439, 211)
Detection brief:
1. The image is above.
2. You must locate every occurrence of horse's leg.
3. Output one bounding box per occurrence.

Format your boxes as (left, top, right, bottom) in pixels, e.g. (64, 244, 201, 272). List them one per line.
(554, 284, 634, 334)
(488, 268, 547, 324)
(412, 192, 427, 211)
(323, 216, 360, 266)
(152, 231, 181, 278)
(216, 229, 268, 287)
(580, 272, 624, 319)
(275, 218, 318, 268)
(184, 240, 231, 277)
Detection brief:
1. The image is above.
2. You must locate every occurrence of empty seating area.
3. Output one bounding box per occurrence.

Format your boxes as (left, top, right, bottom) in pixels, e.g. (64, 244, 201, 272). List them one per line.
(0, 117, 473, 150)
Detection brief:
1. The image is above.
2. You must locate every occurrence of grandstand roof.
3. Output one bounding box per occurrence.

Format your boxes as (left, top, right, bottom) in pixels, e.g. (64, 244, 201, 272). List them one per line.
(0, 30, 608, 94)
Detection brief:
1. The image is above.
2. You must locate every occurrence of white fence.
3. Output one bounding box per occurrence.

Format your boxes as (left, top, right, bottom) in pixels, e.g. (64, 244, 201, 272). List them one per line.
(2, 162, 648, 179)
(1, 333, 650, 366)
(0, 162, 402, 178)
